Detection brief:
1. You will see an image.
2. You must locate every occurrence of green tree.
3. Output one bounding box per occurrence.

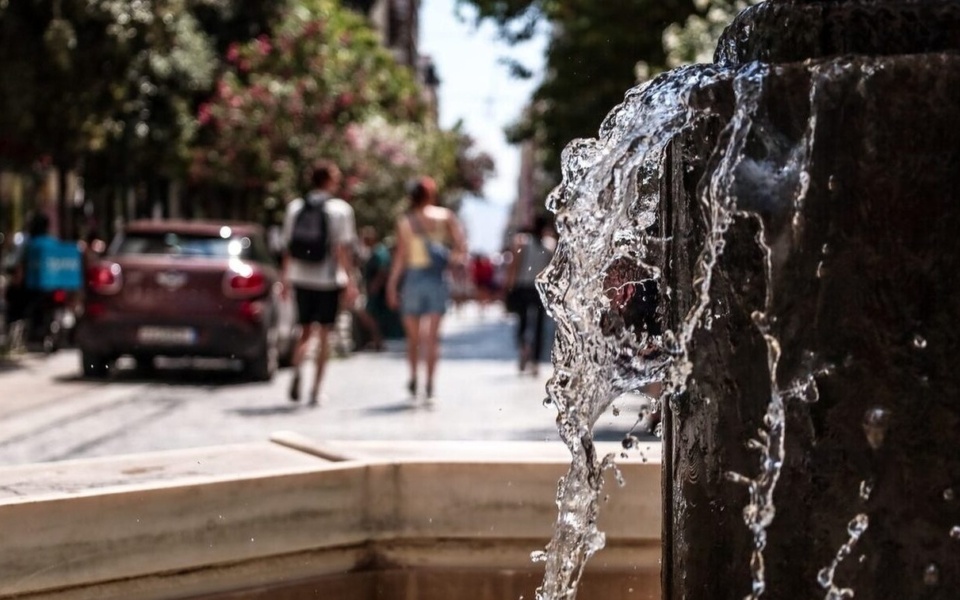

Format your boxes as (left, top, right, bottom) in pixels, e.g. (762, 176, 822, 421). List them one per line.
(192, 0, 492, 235)
(663, 0, 759, 67)
(456, 0, 696, 191)
(0, 0, 219, 235)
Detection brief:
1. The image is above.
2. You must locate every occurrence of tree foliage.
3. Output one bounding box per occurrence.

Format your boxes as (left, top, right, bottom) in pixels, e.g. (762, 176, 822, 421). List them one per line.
(189, 0, 287, 53)
(456, 0, 697, 191)
(192, 0, 493, 234)
(0, 0, 218, 178)
(663, 0, 759, 67)
(0, 0, 493, 237)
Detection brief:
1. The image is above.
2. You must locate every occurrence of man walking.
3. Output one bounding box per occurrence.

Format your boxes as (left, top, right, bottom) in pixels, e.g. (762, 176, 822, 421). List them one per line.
(282, 160, 358, 405)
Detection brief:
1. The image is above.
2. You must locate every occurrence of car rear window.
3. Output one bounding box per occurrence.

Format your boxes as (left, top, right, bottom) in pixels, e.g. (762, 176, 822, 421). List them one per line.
(113, 232, 260, 260)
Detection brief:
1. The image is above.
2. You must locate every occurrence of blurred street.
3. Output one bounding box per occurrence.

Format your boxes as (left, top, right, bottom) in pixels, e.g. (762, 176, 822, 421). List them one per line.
(0, 302, 655, 466)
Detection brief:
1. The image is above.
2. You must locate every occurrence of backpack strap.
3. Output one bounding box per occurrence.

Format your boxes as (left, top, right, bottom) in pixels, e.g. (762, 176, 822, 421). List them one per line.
(407, 212, 427, 238)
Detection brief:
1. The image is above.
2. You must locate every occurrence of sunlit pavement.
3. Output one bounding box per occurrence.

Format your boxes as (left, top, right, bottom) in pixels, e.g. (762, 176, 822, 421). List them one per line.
(0, 302, 657, 466)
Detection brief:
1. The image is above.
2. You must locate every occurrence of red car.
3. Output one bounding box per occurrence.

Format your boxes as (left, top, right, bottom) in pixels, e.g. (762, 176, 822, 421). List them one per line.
(76, 220, 295, 380)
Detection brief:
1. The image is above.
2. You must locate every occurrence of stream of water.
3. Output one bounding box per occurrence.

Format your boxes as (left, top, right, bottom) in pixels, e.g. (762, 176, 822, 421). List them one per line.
(532, 57, 891, 600)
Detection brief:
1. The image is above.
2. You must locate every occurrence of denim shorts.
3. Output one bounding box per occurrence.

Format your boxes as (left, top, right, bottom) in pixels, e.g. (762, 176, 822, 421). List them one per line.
(401, 269, 448, 316)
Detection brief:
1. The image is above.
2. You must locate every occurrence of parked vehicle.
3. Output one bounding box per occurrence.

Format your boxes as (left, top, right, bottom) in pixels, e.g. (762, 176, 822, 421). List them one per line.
(76, 220, 297, 380)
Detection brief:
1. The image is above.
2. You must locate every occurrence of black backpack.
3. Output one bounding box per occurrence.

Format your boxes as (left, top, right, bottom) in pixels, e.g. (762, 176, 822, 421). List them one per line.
(288, 195, 330, 262)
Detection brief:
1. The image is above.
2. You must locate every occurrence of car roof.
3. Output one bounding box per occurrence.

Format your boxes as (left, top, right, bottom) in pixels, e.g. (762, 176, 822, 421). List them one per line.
(123, 220, 263, 237)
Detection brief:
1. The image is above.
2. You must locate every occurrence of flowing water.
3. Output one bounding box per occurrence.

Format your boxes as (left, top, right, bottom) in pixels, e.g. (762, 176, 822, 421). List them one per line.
(532, 57, 897, 599)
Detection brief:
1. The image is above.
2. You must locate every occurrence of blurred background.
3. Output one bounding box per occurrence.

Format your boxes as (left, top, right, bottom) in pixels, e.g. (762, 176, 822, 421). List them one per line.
(0, 0, 750, 464)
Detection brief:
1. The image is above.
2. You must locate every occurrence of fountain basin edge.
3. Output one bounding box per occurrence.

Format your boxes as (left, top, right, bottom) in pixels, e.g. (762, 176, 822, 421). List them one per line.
(0, 437, 662, 600)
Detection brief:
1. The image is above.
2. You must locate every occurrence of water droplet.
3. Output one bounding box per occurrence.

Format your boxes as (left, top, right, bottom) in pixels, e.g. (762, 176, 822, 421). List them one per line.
(817, 567, 832, 588)
(828, 175, 837, 191)
(859, 479, 874, 502)
(918, 375, 930, 388)
(847, 514, 869, 537)
(950, 526, 960, 540)
(542, 396, 553, 407)
(817, 363, 836, 377)
(530, 550, 548, 563)
(912, 334, 927, 349)
(923, 563, 940, 586)
(862, 407, 891, 450)
(821, 243, 832, 256)
(816, 261, 825, 279)
(611, 406, 620, 416)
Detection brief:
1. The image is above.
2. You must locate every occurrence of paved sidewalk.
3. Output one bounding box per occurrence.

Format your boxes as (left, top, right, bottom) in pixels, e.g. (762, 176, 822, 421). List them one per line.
(0, 349, 121, 419)
(0, 303, 658, 465)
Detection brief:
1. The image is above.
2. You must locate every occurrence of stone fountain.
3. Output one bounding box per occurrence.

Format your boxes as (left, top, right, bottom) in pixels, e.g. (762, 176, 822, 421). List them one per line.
(536, 1, 960, 599)
(664, 2, 960, 598)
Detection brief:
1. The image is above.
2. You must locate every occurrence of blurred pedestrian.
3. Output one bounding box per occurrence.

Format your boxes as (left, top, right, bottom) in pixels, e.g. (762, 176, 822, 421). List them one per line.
(504, 215, 556, 376)
(386, 176, 467, 402)
(351, 226, 385, 351)
(282, 160, 358, 406)
(470, 253, 497, 309)
(369, 237, 404, 339)
(4, 213, 47, 329)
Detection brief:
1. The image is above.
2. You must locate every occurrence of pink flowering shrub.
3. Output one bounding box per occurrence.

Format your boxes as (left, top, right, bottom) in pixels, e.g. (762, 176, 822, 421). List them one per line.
(190, 0, 493, 234)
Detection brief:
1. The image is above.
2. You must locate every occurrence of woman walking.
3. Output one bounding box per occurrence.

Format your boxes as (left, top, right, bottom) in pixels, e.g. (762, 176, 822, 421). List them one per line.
(386, 177, 467, 402)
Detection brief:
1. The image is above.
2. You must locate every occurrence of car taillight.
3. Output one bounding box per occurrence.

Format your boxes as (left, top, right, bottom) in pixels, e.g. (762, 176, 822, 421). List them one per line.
(51, 289, 68, 304)
(223, 262, 266, 299)
(88, 263, 122, 295)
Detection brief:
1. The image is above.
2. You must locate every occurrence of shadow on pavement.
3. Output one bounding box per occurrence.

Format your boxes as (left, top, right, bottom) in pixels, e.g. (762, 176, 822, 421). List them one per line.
(362, 400, 420, 415)
(442, 322, 556, 364)
(55, 359, 273, 388)
(227, 405, 303, 417)
(0, 358, 24, 373)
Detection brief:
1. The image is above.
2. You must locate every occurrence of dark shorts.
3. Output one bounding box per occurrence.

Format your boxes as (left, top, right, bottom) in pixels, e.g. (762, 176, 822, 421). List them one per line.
(295, 287, 342, 326)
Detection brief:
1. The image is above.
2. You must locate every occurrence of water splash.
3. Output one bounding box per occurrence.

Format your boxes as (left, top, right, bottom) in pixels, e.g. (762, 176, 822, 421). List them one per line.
(862, 407, 891, 451)
(536, 56, 887, 600)
(534, 64, 737, 600)
(858, 479, 874, 503)
(817, 514, 869, 600)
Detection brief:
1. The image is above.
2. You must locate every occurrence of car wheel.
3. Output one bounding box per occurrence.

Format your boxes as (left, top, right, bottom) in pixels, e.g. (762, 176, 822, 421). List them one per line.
(247, 330, 278, 382)
(81, 352, 110, 379)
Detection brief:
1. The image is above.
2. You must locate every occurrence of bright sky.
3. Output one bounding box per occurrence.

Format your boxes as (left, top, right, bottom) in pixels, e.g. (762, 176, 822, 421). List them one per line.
(419, 0, 547, 253)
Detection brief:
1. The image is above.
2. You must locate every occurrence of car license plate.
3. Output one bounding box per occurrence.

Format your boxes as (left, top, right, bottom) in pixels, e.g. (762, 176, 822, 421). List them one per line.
(137, 326, 197, 345)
